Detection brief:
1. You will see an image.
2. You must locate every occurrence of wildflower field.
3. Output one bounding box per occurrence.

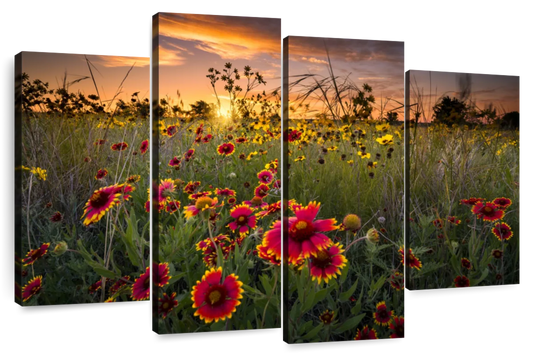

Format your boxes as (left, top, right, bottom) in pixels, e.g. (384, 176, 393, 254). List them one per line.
(16, 57, 150, 305)
(407, 120, 519, 289)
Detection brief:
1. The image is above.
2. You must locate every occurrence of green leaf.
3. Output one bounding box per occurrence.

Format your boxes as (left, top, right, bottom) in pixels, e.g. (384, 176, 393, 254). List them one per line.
(471, 268, 489, 286)
(340, 262, 349, 284)
(210, 320, 225, 331)
(333, 313, 365, 334)
(302, 323, 323, 340)
(259, 274, 273, 296)
(340, 278, 358, 302)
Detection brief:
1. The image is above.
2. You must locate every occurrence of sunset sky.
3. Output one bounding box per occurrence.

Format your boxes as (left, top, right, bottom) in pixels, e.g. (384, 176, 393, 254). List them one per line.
(155, 13, 281, 116)
(409, 70, 519, 121)
(21, 52, 150, 108)
(287, 36, 404, 119)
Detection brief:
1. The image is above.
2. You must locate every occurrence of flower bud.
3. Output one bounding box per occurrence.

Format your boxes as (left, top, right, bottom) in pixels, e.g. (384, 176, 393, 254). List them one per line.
(53, 241, 68, 256)
(366, 228, 380, 244)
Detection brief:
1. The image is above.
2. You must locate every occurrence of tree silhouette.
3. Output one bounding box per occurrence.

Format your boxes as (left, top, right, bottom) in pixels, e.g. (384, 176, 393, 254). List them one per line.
(432, 96, 468, 125)
(500, 111, 519, 129)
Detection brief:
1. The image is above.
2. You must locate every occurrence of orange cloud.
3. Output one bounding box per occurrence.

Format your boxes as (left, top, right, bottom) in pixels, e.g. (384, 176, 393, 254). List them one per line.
(94, 55, 150, 68)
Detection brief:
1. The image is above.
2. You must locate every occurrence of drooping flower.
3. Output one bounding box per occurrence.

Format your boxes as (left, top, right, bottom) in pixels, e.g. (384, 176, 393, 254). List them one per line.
(111, 142, 128, 151)
(308, 243, 347, 284)
(366, 228, 380, 244)
(165, 201, 181, 214)
(460, 197, 484, 206)
(131, 266, 150, 301)
(154, 262, 171, 287)
(287, 201, 336, 264)
(159, 292, 178, 319)
(399, 246, 422, 270)
(389, 272, 404, 291)
(50, 211, 62, 222)
(191, 267, 244, 323)
(88, 280, 102, 294)
(373, 301, 394, 326)
(354, 325, 379, 340)
(109, 276, 131, 295)
(256, 201, 281, 219)
(23, 243, 50, 266)
(472, 201, 504, 221)
(22, 276, 43, 302)
(140, 139, 149, 155)
(196, 235, 230, 268)
(228, 204, 257, 234)
(184, 196, 221, 220)
(492, 222, 513, 241)
(389, 316, 405, 338)
(184, 149, 195, 162)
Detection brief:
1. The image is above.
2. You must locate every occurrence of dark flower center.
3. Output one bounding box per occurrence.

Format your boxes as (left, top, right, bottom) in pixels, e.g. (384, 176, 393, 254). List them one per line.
(206, 285, 227, 307)
(312, 250, 332, 268)
(89, 191, 112, 209)
(395, 325, 404, 337)
(143, 276, 150, 290)
(290, 220, 315, 242)
(484, 206, 493, 214)
(377, 309, 389, 320)
(237, 215, 248, 226)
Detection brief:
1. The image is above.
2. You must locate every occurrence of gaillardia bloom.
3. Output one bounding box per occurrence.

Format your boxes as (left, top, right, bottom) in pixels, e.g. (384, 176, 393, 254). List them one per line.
(492, 249, 503, 259)
(23, 243, 50, 266)
(389, 316, 405, 338)
(159, 292, 178, 319)
(228, 204, 257, 234)
(254, 183, 270, 199)
(287, 201, 336, 264)
(492, 222, 513, 241)
(111, 142, 128, 151)
(81, 185, 123, 226)
(140, 139, 149, 155)
(308, 243, 347, 284)
(461, 257, 472, 270)
(354, 325, 379, 340)
(432, 218, 444, 229)
(389, 272, 404, 291)
(95, 168, 108, 180)
(217, 142, 235, 156)
(399, 247, 422, 270)
(492, 197, 512, 210)
(454, 275, 470, 287)
(154, 262, 171, 287)
(168, 156, 181, 168)
(184, 149, 195, 161)
(88, 280, 102, 294)
(460, 197, 484, 206)
(257, 220, 281, 265)
(472, 201, 504, 222)
(184, 196, 221, 220)
(257, 169, 274, 185)
(319, 310, 335, 325)
(22, 276, 43, 302)
(132, 266, 150, 301)
(191, 267, 243, 323)
(50, 211, 62, 222)
(373, 301, 394, 326)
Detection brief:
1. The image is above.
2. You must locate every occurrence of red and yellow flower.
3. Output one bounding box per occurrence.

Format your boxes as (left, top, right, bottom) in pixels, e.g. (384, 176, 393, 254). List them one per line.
(257, 169, 274, 185)
(191, 267, 243, 323)
(492, 197, 512, 210)
(81, 184, 123, 225)
(217, 142, 235, 156)
(492, 222, 513, 241)
(454, 275, 470, 287)
(373, 301, 394, 326)
(154, 262, 171, 287)
(95, 168, 108, 180)
(287, 201, 336, 264)
(131, 266, 150, 301)
(111, 142, 128, 151)
(22, 276, 43, 302)
(228, 204, 257, 234)
(354, 325, 378, 340)
(389, 271, 404, 291)
(460, 197, 484, 206)
(308, 243, 347, 284)
(184, 196, 221, 220)
(159, 292, 178, 319)
(461, 257, 472, 270)
(319, 310, 335, 325)
(472, 201, 504, 221)
(140, 139, 149, 155)
(399, 246, 422, 270)
(23, 243, 50, 266)
(389, 316, 404, 338)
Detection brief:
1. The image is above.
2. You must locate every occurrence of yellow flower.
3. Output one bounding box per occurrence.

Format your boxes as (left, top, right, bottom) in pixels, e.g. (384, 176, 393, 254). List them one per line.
(294, 156, 306, 162)
(376, 123, 389, 132)
(376, 134, 394, 145)
(30, 167, 47, 181)
(327, 146, 338, 151)
(358, 151, 371, 159)
(246, 152, 258, 161)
